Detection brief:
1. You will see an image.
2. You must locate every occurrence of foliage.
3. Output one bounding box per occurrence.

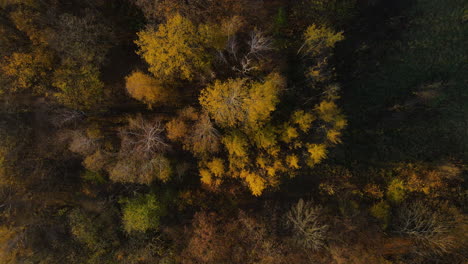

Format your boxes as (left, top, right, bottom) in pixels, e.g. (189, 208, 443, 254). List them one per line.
(166, 108, 221, 157)
(0, 0, 465, 263)
(81, 170, 106, 184)
(120, 193, 166, 233)
(1, 49, 53, 95)
(370, 201, 391, 229)
(386, 178, 407, 204)
(68, 208, 118, 252)
(125, 71, 172, 108)
(52, 62, 104, 110)
(135, 14, 210, 81)
(200, 78, 249, 127)
(49, 13, 112, 65)
(302, 24, 344, 57)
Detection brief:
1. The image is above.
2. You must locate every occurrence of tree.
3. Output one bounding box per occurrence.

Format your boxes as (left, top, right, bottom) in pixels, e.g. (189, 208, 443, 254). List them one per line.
(200, 73, 285, 129)
(52, 61, 104, 110)
(395, 201, 458, 255)
(68, 208, 119, 252)
(197, 69, 346, 195)
(1, 49, 53, 95)
(119, 115, 169, 158)
(108, 115, 172, 184)
(135, 14, 210, 81)
(49, 13, 112, 66)
(200, 78, 249, 127)
(166, 107, 221, 157)
(286, 199, 328, 250)
(120, 193, 166, 233)
(301, 24, 344, 57)
(125, 71, 172, 108)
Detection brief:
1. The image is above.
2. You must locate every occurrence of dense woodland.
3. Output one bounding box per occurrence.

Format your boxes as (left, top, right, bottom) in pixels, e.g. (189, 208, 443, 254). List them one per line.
(0, 0, 467, 263)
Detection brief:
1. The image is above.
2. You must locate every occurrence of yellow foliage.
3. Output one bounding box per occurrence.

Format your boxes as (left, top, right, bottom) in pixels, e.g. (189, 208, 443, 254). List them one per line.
(206, 158, 224, 178)
(281, 125, 299, 143)
(286, 155, 300, 169)
(180, 106, 199, 120)
(149, 155, 172, 182)
(307, 144, 327, 166)
(315, 101, 340, 123)
(240, 170, 266, 196)
(125, 71, 170, 108)
(256, 156, 267, 169)
(190, 112, 221, 156)
(253, 126, 277, 150)
(200, 168, 213, 186)
(165, 118, 188, 141)
(228, 155, 248, 171)
(0, 226, 22, 263)
(9, 7, 50, 45)
(292, 110, 315, 132)
(398, 163, 461, 197)
(199, 24, 228, 51)
(326, 129, 342, 144)
(135, 14, 209, 81)
(303, 24, 344, 56)
(316, 100, 347, 132)
(200, 73, 284, 129)
(200, 78, 249, 127)
(1, 50, 53, 94)
(244, 72, 284, 128)
(334, 115, 348, 130)
(266, 160, 285, 178)
(222, 132, 248, 157)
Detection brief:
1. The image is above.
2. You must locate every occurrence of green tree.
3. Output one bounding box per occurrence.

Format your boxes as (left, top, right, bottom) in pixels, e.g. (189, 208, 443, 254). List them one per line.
(120, 193, 166, 233)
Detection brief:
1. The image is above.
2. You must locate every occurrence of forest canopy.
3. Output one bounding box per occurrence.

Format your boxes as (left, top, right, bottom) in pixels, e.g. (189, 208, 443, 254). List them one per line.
(0, 0, 466, 263)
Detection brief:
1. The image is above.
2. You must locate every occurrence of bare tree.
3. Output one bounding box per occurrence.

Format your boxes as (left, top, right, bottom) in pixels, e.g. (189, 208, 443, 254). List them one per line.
(286, 199, 328, 250)
(396, 201, 457, 256)
(227, 34, 238, 61)
(246, 30, 272, 59)
(232, 30, 272, 75)
(119, 115, 169, 158)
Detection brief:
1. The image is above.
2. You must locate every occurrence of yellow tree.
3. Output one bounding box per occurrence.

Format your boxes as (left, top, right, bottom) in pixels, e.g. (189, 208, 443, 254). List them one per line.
(301, 24, 344, 57)
(199, 72, 285, 129)
(135, 14, 210, 81)
(199, 78, 249, 127)
(125, 71, 172, 108)
(1, 49, 53, 94)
